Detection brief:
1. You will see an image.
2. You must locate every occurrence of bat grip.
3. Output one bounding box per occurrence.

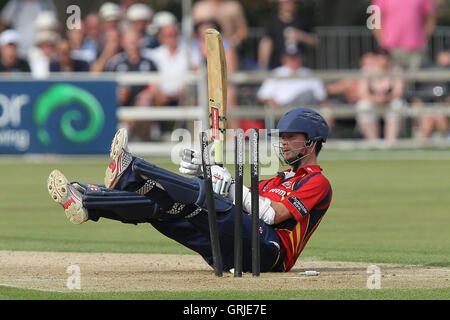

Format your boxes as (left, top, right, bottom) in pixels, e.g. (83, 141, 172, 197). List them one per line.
(213, 139, 224, 167)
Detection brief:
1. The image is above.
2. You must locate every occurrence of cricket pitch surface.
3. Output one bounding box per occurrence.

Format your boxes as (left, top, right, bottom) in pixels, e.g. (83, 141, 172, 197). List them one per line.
(0, 250, 449, 292)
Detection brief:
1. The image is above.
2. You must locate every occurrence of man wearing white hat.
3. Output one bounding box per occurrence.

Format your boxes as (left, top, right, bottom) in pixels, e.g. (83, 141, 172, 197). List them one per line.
(257, 45, 327, 109)
(27, 29, 59, 78)
(127, 3, 153, 32)
(126, 2, 156, 49)
(99, 2, 122, 32)
(145, 10, 178, 45)
(0, 29, 31, 72)
(142, 11, 201, 107)
(35, 11, 59, 33)
(90, 3, 123, 73)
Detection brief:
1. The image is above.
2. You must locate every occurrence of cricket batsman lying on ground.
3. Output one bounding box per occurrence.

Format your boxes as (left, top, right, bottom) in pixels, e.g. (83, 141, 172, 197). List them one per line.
(47, 107, 332, 272)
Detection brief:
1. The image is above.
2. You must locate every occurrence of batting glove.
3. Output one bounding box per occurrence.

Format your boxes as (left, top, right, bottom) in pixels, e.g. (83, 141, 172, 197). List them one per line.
(211, 165, 234, 198)
(210, 166, 276, 224)
(179, 148, 203, 177)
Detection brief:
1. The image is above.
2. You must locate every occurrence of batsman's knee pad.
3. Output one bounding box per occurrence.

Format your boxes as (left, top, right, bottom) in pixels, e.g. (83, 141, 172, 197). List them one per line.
(133, 158, 232, 213)
(83, 189, 155, 209)
(82, 187, 197, 222)
(82, 187, 159, 223)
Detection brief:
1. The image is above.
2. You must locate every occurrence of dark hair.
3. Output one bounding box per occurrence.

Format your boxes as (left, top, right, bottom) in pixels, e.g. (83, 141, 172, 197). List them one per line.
(305, 139, 322, 156)
(373, 47, 391, 61)
(315, 141, 323, 156)
(194, 19, 222, 35)
(300, 129, 323, 156)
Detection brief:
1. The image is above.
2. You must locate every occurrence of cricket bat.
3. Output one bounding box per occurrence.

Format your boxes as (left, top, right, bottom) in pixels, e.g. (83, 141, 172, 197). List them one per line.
(205, 28, 227, 166)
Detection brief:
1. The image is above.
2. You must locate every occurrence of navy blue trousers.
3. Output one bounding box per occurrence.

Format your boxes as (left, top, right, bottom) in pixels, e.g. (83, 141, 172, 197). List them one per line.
(83, 158, 284, 272)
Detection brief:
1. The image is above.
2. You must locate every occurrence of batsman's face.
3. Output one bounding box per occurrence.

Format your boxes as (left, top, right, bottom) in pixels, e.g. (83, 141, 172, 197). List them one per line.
(280, 132, 307, 160)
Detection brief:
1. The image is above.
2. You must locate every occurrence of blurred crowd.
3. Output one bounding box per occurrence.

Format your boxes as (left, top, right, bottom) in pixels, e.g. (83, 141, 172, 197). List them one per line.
(0, 0, 449, 142)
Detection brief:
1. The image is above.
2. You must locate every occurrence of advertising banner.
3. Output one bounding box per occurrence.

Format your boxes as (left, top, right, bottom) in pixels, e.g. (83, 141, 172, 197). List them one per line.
(0, 81, 117, 154)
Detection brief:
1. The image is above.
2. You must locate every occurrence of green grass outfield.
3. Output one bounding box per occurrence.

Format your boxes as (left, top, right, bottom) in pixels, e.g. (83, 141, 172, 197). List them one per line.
(0, 149, 449, 300)
(1, 285, 449, 300)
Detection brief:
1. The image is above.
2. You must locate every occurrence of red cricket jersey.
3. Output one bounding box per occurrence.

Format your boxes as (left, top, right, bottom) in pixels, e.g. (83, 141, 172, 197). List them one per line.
(259, 165, 332, 271)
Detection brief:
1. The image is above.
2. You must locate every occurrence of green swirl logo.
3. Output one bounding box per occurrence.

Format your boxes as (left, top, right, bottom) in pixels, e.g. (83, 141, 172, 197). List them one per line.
(34, 84, 105, 145)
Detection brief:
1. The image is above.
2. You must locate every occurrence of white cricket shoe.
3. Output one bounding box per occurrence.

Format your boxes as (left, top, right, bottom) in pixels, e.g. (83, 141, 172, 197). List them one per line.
(47, 169, 88, 224)
(104, 128, 133, 189)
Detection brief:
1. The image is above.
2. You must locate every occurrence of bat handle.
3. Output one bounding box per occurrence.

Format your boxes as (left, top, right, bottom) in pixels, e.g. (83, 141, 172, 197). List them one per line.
(213, 139, 224, 167)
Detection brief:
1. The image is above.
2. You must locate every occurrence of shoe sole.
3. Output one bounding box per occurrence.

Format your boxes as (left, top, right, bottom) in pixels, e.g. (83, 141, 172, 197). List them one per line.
(47, 169, 88, 225)
(104, 128, 129, 189)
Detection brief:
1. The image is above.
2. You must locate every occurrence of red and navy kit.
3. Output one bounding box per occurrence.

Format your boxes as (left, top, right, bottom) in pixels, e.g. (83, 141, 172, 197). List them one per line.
(259, 165, 332, 271)
(81, 157, 332, 273)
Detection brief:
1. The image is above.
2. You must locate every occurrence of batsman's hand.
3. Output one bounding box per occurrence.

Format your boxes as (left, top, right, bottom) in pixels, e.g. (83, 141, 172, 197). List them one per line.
(211, 165, 234, 198)
(179, 148, 203, 176)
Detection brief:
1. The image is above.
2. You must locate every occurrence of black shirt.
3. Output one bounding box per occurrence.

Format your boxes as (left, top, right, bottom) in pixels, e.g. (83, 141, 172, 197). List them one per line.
(49, 59, 90, 72)
(105, 52, 157, 73)
(105, 52, 158, 105)
(0, 58, 31, 72)
(265, 14, 312, 69)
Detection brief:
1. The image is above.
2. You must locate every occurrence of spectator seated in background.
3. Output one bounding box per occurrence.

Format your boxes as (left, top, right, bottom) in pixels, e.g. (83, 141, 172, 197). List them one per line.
(90, 28, 121, 73)
(192, 0, 248, 49)
(325, 77, 360, 106)
(126, 2, 157, 49)
(142, 11, 201, 107)
(257, 45, 327, 109)
(355, 50, 405, 142)
(324, 52, 379, 134)
(258, 0, 317, 70)
(140, 12, 202, 141)
(256, 46, 329, 131)
(28, 30, 59, 78)
(66, 21, 97, 66)
(89, 2, 123, 73)
(105, 27, 159, 142)
(50, 38, 90, 72)
(81, 13, 102, 64)
(105, 28, 158, 106)
(0, 0, 56, 59)
(0, 29, 30, 72)
(411, 49, 450, 140)
(326, 53, 379, 106)
(26, 11, 59, 78)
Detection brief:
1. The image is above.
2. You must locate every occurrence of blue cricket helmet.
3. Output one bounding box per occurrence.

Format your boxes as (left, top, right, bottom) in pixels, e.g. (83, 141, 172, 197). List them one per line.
(276, 107, 329, 142)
